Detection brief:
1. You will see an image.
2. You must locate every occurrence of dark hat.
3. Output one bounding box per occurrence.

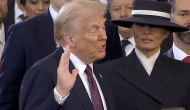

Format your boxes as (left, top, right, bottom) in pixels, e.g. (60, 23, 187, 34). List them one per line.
(111, 1, 189, 32)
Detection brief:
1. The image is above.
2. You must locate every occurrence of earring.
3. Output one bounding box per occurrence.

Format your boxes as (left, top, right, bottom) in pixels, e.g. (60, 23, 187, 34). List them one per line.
(23, 11, 27, 17)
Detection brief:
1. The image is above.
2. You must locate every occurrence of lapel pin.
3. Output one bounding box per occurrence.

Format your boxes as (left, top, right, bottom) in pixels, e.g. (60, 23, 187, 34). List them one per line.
(99, 73, 103, 79)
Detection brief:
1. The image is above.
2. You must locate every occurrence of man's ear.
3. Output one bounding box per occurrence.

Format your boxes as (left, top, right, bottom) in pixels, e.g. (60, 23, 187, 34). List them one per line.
(63, 33, 75, 47)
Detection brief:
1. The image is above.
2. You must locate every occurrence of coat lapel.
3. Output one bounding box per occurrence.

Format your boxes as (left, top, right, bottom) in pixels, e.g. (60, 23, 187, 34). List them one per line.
(150, 55, 182, 92)
(114, 50, 164, 104)
(93, 63, 115, 110)
(34, 9, 56, 55)
(164, 48, 174, 59)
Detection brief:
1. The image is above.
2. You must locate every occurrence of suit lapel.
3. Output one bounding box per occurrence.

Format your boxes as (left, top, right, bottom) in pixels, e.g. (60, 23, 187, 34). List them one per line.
(114, 50, 163, 104)
(164, 48, 174, 59)
(93, 63, 115, 110)
(150, 55, 182, 92)
(34, 9, 56, 55)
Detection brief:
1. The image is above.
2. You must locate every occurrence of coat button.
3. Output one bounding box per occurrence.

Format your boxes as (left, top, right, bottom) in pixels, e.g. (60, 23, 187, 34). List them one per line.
(136, 106, 143, 110)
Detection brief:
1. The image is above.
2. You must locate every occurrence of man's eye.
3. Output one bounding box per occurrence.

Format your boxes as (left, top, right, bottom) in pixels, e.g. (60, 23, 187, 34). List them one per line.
(113, 8, 120, 12)
(179, 13, 186, 16)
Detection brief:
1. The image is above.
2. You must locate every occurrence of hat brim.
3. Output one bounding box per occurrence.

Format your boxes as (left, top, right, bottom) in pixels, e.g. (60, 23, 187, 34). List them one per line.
(111, 17, 189, 32)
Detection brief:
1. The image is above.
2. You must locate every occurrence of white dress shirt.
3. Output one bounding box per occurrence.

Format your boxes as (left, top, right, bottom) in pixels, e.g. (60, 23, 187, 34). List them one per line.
(14, 1, 23, 23)
(173, 43, 190, 61)
(119, 34, 135, 56)
(0, 24, 5, 59)
(135, 47, 160, 75)
(99, 0, 107, 4)
(54, 48, 107, 110)
(49, 5, 58, 22)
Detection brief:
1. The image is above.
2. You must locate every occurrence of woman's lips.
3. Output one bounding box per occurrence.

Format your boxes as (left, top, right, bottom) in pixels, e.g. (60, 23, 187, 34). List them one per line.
(141, 38, 153, 43)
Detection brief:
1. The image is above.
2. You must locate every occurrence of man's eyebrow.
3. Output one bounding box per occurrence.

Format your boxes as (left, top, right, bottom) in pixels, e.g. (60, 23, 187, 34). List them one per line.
(179, 10, 190, 13)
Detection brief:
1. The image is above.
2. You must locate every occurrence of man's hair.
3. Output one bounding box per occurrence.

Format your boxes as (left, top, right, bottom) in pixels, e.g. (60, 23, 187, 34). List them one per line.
(54, 0, 107, 47)
(167, 0, 176, 13)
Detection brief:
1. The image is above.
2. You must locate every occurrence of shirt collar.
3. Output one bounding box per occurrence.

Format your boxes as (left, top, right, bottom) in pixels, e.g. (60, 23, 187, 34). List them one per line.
(49, 5, 58, 22)
(173, 43, 189, 61)
(99, 0, 107, 4)
(135, 47, 160, 75)
(62, 47, 93, 76)
(0, 24, 5, 45)
(14, 1, 23, 20)
(135, 47, 160, 61)
(119, 34, 135, 45)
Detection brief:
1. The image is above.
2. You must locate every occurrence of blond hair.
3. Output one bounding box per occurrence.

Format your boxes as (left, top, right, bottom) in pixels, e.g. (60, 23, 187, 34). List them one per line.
(54, 0, 107, 47)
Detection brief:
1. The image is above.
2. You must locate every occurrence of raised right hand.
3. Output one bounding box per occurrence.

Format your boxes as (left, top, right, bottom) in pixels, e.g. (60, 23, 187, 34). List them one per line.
(56, 45, 78, 97)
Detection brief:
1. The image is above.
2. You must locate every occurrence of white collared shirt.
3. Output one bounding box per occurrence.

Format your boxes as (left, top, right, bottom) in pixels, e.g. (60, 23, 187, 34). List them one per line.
(54, 48, 107, 110)
(119, 34, 135, 56)
(0, 24, 5, 59)
(135, 47, 160, 75)
(14, 1, 23, 23)
(49, 5, 58, 22)
(173, 43, 190, 61)
(99, 0, 107, 4)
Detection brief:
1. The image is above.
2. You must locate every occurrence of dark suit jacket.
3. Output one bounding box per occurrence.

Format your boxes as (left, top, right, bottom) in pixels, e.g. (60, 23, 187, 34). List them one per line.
(19, 47, 117, 110)
(4, 0, 15, 32)
(102, 50, 190, 110)
(160, 33, 173, 54)
(0, 9, 56, 110)
(164, 48, 174, 59)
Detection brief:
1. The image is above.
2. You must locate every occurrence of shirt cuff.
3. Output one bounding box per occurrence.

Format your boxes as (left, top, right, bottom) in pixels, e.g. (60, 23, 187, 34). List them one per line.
(54, 88, 69, 105)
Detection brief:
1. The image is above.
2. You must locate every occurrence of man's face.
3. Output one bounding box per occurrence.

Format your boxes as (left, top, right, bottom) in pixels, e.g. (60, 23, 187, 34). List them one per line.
(71, 13, 107, 63)
(132, 23, 169, 52)
(0, 0, 7, 24)
(172, 0, 190, 44)
(109, 0, 133, 35)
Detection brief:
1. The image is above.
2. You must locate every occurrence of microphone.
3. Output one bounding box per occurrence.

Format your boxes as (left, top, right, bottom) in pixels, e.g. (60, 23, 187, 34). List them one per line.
(161, 107, 186, 110)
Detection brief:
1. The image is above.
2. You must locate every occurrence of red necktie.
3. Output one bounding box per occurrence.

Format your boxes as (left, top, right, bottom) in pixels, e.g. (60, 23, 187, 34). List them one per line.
(19, 14, 27, 21)
(182, 56, 190, 63)
(85, 65, 104, 110)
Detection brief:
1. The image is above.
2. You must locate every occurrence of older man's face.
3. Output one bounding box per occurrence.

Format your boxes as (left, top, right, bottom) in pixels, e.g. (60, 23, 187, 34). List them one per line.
(172, 0, 190, 44)
(109, 0, 133, 36)
(0, 0, 7, 25)
(72, 12, 107, 63)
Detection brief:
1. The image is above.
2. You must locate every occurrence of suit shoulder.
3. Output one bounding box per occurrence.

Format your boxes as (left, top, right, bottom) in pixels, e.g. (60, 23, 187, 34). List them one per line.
(8, 15, 40, 32)
(162, 55, 190, 68)
(26, 52, 58, 77)
(102, 57, 125, 69)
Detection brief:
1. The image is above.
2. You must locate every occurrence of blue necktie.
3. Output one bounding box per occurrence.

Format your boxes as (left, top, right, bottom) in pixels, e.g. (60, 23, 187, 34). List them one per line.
(121, 40, 130, 56)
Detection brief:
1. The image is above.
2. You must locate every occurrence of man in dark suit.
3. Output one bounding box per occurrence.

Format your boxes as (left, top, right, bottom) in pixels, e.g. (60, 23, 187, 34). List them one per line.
(102, 1, 190, 110)
(3, 0, 24, 32)
(0, 0, 121, 109)
(164, 0, 190, 63)
(0, 0, 73, 109)
(19, 1, 116, 110)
